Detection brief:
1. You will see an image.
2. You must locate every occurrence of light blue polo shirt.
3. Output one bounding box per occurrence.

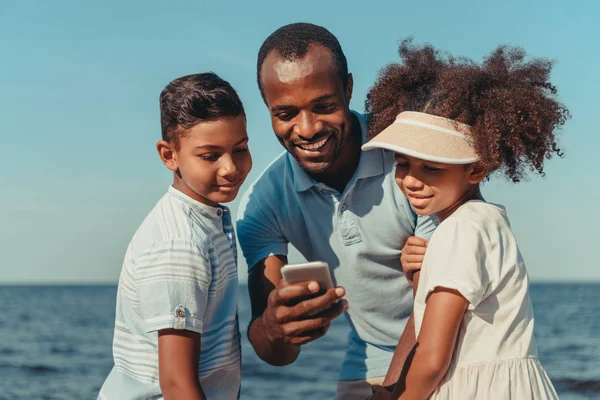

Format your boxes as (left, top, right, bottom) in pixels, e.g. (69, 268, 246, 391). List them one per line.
(236, 112, 437, 380)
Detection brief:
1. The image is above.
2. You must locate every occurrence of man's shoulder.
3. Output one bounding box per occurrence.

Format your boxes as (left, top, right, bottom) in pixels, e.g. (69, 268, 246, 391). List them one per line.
(239, 151, 294, 204)
(251, 151, 291, 187)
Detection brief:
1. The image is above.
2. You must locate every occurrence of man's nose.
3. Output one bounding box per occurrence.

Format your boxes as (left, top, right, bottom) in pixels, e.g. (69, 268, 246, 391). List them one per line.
(295, 111, 324, 140)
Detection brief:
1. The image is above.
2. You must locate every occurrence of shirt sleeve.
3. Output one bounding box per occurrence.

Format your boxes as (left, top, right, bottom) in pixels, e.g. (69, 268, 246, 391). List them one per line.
(414, 213, 438, 240)
(134, 239, 212, 333)
(422, 217, 492, 308)
(236, 186, 289, 271)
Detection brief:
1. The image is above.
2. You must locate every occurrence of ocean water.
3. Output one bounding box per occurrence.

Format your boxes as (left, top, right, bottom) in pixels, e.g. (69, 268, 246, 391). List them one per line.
(0, 283, 598, 399)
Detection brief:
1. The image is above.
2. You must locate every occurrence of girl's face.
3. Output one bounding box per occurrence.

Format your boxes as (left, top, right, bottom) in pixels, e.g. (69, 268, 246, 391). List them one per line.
(394, 153, 486, 221)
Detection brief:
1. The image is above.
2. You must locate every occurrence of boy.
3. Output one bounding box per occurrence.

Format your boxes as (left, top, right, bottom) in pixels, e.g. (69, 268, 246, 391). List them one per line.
(99, 72, 252, 400)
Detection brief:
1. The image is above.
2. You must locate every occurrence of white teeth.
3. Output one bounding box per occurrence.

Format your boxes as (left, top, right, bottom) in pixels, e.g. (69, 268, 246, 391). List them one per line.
(298, 137, 328, 151)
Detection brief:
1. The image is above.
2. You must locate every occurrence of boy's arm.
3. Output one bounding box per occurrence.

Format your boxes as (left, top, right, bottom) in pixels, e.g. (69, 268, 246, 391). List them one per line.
(158, 329, 207, 400)
(394, 288, 467, 400)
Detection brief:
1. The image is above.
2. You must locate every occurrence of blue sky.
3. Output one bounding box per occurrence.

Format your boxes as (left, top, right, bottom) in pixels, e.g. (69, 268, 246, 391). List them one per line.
(1, 0, 598, 284)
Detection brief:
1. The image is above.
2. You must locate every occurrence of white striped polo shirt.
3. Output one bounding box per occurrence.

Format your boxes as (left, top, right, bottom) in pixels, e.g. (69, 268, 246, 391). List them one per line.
(99, 186, 240, 400)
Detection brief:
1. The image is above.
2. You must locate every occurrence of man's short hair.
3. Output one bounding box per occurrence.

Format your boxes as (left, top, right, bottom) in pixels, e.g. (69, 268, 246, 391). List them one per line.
(160, 72, 244, 148)
(257, 23, 349, 100)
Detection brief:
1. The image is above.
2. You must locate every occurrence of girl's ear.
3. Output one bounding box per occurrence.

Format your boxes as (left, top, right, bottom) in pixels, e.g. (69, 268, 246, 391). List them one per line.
(467, 162, 488, 184)
(156, 140, 179, 172)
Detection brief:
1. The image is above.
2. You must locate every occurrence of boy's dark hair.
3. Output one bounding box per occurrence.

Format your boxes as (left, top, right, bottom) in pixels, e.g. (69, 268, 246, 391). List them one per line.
(160, 72, 244, 148)
(257, 23, 349, 100)
(366, 39, 570, 183)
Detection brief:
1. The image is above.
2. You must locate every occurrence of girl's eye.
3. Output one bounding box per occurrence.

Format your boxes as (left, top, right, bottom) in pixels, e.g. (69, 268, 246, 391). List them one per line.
(234, 146, 248, 153)
(396, 163, 409, 168)
(424, 165, 442, 172)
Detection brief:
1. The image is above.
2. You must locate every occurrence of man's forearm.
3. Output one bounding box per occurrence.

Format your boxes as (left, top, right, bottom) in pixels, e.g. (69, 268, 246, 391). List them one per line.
(248, 315, 300, 366)
(382, 313, 416, 388)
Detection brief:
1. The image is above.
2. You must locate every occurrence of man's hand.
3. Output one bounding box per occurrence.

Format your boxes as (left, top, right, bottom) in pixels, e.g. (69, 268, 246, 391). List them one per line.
(262, 281, 347, 346)
(400, 236, 428, 286)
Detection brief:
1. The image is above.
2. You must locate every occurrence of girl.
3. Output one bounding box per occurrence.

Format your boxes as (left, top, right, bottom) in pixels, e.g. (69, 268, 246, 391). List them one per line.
(363, 40, 569, 399)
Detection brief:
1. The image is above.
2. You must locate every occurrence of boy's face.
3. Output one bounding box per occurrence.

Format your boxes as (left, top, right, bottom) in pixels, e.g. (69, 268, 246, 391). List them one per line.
(259, 44, 354, 177)
(160, 115, 252, 206)
(394, 153, 483, 219)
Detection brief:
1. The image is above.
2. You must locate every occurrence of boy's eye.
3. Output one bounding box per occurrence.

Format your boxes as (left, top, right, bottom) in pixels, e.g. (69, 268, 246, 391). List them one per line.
(234, 146, 249, 154)
(424, 165, 442, 172)
(199, 153, 220, 161)
(396, 162, 409, 168)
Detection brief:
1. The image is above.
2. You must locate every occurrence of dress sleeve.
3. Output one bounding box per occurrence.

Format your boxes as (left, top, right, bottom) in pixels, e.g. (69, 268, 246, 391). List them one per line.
(422, 217, 493, 308)
(134, 239, 211, 333)
(236, 186, 289, 271)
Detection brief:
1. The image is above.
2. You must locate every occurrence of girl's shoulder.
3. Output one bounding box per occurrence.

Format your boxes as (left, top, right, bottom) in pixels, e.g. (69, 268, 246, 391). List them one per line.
(431, 201, 514, 248)
(448, 200, 509, 230)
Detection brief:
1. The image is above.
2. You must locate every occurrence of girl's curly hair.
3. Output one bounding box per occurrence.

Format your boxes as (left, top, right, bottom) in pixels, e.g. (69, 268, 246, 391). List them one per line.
(365, 39, 570, 182)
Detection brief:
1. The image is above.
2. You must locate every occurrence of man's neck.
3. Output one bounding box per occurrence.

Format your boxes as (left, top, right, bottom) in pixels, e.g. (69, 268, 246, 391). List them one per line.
(313, 114, 362, 193)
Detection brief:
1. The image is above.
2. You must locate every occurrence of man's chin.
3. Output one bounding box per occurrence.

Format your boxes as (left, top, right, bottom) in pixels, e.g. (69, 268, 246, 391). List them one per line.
(296, 158, 334, 176)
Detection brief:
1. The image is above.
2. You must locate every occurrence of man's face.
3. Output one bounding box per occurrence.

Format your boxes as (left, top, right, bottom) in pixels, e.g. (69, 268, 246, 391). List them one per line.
(260, 45, 354, 176)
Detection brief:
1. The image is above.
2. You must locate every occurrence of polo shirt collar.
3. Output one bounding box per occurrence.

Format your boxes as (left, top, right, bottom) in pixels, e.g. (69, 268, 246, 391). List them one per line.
(167, 185, 226, 220)
(291, 111, 385, 193)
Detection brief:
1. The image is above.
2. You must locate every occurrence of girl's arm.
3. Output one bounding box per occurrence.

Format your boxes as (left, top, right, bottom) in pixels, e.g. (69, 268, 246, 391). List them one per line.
(393, 287, 468, 400)
(158, 329, 207, 400)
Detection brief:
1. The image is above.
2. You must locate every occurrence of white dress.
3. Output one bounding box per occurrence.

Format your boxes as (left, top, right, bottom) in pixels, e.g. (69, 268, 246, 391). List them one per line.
(413, 201, 559, 399)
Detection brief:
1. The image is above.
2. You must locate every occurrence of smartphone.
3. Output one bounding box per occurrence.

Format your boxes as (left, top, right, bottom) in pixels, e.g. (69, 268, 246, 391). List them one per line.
(281, 261, 334, 290)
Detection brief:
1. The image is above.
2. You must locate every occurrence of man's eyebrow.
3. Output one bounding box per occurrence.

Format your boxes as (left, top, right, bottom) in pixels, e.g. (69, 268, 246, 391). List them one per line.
(312, 94, 336, 102)
(270, 94, 336, 113)
(270, 105, 293, 113)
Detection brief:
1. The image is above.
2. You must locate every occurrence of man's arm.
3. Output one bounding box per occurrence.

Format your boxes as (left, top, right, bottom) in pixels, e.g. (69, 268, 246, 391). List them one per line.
(247, 254, 347, 366)
(158, 329, 206, 400)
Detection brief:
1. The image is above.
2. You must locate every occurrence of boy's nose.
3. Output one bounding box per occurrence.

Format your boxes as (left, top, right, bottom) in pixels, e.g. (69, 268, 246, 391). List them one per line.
(219, 155, 238, 178)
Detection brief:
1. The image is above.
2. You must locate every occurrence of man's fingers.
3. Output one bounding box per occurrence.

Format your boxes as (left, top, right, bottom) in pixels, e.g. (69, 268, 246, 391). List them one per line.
(271, 281, 322, 305)
(286, 326, 330, 345)
(280, 299, 346, 336)
(289, 287, 346, 318)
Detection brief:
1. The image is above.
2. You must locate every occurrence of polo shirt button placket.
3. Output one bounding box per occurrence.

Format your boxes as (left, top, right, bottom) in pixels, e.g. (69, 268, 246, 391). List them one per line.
(217, 209, 223, 217)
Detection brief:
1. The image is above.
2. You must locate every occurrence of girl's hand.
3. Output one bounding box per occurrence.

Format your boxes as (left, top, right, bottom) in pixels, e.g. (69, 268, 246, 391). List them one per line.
(400, 236, 428, 286)
(370, 385, 393, 400)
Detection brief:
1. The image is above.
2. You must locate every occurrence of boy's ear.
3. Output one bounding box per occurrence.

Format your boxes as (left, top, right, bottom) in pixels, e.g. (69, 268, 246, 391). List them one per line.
(467, 162, 488, 184)
(156, 140, 179, 172)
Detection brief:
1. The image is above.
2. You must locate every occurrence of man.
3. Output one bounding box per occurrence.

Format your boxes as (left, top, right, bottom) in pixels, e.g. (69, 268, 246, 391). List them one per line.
(236, 23, 435, 399)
